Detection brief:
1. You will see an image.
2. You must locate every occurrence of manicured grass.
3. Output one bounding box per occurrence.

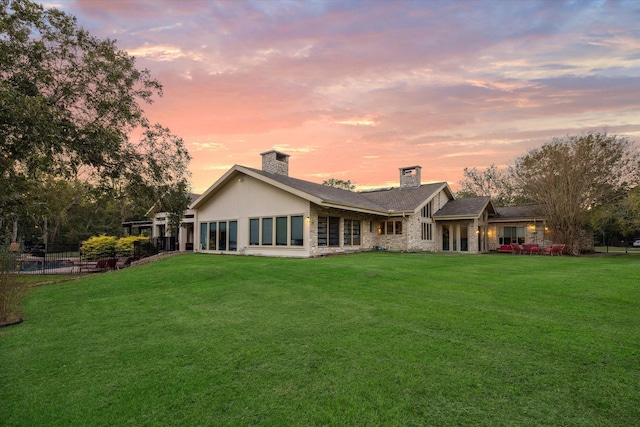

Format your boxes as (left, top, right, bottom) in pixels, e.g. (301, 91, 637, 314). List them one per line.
(1, 252, 639, 426)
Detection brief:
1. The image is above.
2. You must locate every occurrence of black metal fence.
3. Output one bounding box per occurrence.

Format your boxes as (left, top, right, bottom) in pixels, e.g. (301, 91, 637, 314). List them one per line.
(4, 237, 180, 275)
(10, 244, 81, 275)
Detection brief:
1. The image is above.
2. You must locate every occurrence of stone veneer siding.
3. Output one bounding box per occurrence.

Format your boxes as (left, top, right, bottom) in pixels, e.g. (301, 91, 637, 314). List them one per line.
(309, 204, 380, 257)
(487, 222, 550, 250)
(261, 151, 289, 175)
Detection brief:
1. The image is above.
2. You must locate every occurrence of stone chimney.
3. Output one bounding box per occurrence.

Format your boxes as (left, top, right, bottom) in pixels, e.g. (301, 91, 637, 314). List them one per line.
(260, 150, 290, 176)
(399, 166, 421, 188)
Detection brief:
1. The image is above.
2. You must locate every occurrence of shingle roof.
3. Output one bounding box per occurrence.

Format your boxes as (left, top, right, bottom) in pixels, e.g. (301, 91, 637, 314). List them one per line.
(432, 196, 493, 218)
(244, 167, 448, 214)
(244, 167, 390, 213)
(358, 183, 448, 212)
(493, 205, 542, 220)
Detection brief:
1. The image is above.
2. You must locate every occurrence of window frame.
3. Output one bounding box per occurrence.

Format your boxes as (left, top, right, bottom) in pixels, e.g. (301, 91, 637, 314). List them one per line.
(249, 215, 305, 248)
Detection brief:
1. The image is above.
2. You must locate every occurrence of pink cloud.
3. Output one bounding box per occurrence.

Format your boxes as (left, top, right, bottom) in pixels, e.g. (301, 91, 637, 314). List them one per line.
(49, 0, 640, 194)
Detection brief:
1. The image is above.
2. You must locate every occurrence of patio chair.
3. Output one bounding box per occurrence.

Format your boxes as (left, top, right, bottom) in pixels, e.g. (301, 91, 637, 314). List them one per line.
(96, 259, 110, 271)
(544, 244, 564, 256)
(521, 244, 532, 255)
(115, 256, 134, 269)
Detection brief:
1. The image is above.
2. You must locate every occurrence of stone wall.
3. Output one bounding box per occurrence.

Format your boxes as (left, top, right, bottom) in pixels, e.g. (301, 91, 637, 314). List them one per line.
(260, 150, 289, 175)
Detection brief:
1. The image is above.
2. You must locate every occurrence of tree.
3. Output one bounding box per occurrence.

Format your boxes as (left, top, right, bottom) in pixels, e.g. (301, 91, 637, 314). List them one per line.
(456, 164, 525, 206)
(512, 131, 640, 254)
(589, 185, 640, 246)
(322, 178, 356, 191)
(1, 0, 191, 243)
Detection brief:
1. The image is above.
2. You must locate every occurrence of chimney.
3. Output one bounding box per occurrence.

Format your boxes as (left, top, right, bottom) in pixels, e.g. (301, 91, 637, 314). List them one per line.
(399, 166, 421, 188)
(260, 150, 290, 176)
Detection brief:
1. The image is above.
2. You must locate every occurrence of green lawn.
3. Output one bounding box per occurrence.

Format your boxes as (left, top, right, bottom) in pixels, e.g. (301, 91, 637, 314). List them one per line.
(1, 252, 638, 426)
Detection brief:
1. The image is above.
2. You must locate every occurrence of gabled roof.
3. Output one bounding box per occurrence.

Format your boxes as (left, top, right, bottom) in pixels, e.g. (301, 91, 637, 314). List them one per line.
(191, 165, 451, 216)
(432, 196, 495, 219)
(358, 182, 451, 212)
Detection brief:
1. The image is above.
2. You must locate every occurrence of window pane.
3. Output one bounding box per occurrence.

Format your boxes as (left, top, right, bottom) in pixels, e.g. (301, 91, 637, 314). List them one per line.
(329, 217, 340, 246)
(209, 222, 217, 250)
(386, 221, 393, 234)
(262, 217, 273, 245)
(276, 217, 287, 246)
(344, 219, 352, 246)
(250, 218, 259, 245)
(200, 223, 208, 250)
(395, 221, 402, 235)
(229, 221, 237, 251)
(352, 220, 360, 245)
(318, 217, 328, 246)
(219, 221, 227, 251)
(378, 222, 385, 235)
(291, 216, 303, 246)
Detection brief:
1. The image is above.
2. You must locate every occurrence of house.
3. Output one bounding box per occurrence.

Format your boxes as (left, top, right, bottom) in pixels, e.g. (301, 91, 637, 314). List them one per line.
(143, 150, 550, 256)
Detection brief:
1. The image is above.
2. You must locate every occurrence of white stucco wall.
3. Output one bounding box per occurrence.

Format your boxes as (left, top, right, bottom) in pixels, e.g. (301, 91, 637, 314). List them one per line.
(195, 174, 311, 257)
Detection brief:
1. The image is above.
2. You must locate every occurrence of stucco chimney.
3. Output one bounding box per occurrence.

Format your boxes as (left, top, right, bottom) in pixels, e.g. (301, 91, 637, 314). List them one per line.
(261, 150, 290, 176)
(399, 166, 421, 188)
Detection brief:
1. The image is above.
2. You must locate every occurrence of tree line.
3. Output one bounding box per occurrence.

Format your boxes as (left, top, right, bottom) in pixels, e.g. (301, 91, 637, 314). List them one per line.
(1, 0, 191, 248)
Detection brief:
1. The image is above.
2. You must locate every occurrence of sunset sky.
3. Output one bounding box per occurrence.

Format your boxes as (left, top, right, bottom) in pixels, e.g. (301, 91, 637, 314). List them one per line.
(47, 0, 640, 193)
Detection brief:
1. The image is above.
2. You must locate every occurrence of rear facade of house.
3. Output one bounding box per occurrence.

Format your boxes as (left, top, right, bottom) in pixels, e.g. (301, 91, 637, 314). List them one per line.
(178, 151, 540, 257)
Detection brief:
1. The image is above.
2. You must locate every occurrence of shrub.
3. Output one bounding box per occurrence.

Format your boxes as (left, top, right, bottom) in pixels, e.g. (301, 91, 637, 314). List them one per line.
(115, 236, 151, 257)
(81, 235, 117, 260)
(0, 240, 28, 325)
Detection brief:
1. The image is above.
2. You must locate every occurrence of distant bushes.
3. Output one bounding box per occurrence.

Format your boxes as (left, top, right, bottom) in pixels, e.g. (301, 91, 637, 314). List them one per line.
(81, 235, 151, 260)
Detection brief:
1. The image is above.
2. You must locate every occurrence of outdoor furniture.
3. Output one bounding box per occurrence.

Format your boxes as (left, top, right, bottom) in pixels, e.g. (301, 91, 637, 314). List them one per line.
(511, 243, 522, 255)
(497, 245, 512, 253)
(522, 244, 540, 255)
(544, 244, 565, 256)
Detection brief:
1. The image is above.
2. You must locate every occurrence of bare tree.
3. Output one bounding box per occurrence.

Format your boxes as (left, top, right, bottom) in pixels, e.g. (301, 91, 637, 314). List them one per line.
(512, 131, 639, 254)
(456, 164, 525, 206)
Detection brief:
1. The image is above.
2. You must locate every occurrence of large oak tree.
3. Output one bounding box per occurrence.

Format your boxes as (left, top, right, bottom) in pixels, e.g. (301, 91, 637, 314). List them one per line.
(512, 131, 639, 254)
(1, 0, 191, 243)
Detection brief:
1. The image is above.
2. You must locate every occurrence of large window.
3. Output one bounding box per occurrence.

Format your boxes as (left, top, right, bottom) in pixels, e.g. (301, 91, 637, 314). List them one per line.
(229, 221, 237, 251)
(249, 215, 304, 247)
(250, 219, 260, 245)
(209, 222, 217, 250)
(290, 216, 304, 246)
(421, 222, 433, 241)
(276, 217, 287, 246)
(344, 219, 361, 246)
(200, 223, 207, 250)
(199, 220, 237, 251)
(378, 220, 403, 235)
(262, 218, 273, 246)
(218, 221, 227, 251)
(499, 226, 525, 245)
(318, 216, 339, 246)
